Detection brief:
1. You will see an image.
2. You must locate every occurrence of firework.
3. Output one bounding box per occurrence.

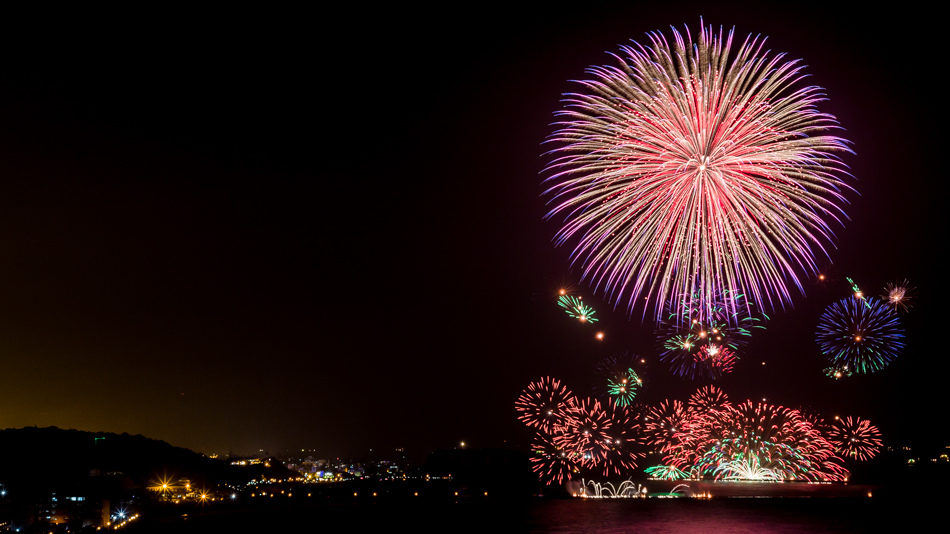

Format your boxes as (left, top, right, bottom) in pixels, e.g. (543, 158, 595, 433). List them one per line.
(553, 398, 614, 467)
(644, 464, 690, 480)
(605, 369, 642, 407)
(882, 279, 914, 312)
(686, 385, 731, 414)
(816, 297, 905, 374)
(690, 401, 847, 482)
(530, 433, 581, 485)
(596, 352, 644, 407)
(828, 416, 883, 461)
(845, 276, 872, 309)
(595, 401, 646, 477)
(657, 291, 764, 379)
(641, 400, 690, 454)
(515, 377, 577, 434)
(557, 295, 599, 324)
(542, 20, 852, 322)
(661, 341, 738, 381)
(823, 365, 853, 380)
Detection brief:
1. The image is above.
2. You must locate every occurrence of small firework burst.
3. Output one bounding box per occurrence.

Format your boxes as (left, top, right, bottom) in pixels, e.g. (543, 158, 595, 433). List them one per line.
(515, 377, 577, 434)
(686, 385, 731, 414)
(882, 279, 914, 312)
(816, 297, 905, 374)
(530, 434, 581, 485)
(605, 369, 642, 407)
(557, 295, 598, 323)
(823, 365, 853, 381)
(828, 416, 883, 461)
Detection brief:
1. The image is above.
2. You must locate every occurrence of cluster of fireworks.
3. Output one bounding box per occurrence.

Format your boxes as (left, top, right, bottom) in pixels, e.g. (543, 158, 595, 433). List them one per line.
(516, 380, 881, 485)
(515, 377, 645, 483)
(816, 278, 911, 379)
(656, 290, 766, 380)
(520, 20, 907, 490)
(643, 386, 881, 482)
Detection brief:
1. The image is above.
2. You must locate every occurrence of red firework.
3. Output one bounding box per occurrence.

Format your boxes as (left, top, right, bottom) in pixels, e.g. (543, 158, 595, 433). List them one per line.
(529, 433, 580, 485)
(687, 385, 731, 414)
(515, 377, 577, 434)
(681, 400, 848, 482)
(552, 397, 613, 467)
(828, 416, 883, 461)
(594, 401, 646, 477)
(642, 400, 690, 455)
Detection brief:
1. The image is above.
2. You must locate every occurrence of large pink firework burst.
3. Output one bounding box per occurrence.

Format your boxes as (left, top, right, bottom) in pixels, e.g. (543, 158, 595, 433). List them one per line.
(515, 377, 577, 434)
(828, 416, 883, 461)
(543, 20, 852, 321)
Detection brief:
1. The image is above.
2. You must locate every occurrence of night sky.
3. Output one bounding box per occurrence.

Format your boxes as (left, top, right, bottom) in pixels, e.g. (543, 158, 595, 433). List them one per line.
(0, 3, 945, 459)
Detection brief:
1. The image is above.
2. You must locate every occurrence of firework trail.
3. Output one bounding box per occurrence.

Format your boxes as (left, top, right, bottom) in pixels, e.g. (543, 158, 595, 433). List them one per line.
(543, 20, 852, 322)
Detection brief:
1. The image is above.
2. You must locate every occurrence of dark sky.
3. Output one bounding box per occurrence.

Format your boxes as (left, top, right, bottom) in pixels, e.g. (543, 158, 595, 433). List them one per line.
(0, 2, 945, 459)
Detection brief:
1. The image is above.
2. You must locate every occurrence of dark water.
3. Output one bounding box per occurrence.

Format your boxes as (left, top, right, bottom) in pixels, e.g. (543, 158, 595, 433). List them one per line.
(125, 496, 936, 533)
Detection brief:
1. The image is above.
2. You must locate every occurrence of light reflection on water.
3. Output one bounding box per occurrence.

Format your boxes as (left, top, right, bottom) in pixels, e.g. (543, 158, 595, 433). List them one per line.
(128, 494, 940, 533)
(525, 498, 881, 533)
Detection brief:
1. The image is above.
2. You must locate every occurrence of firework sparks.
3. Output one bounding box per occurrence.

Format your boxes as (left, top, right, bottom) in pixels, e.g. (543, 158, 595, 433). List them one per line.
(542, 20, 852, 322)
(816, 297, 905, 374)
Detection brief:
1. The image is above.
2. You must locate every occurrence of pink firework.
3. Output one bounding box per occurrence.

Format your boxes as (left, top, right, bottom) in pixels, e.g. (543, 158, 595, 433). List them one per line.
(543, 20, 852, 321)
(515, 377, 577, 434)
(828, 416, 883, 461)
